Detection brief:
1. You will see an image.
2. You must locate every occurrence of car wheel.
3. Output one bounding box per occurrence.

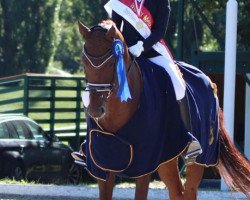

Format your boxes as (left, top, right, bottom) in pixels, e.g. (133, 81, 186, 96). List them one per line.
(10, 162, 25, 181)
(66, 163, 82, 185)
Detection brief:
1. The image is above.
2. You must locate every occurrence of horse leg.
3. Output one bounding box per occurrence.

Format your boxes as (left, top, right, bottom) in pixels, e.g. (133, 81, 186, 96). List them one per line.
(157, 157, 184, 200)
(134, 174, 151, 200)
(183, 164, 204, 200)
(97, 172, 116, 200)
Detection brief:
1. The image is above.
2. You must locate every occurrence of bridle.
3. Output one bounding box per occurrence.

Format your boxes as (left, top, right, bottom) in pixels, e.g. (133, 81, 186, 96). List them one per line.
(82, 25, 135, 102)
(82, 25, 117, 98)
(80, 23, 140, 130)
(83, 48, 116, 98)
(82, 46, 114, 69)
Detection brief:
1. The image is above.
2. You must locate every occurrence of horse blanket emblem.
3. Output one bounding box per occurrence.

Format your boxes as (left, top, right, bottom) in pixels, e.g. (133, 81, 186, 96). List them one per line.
(82, 57, 219, 180)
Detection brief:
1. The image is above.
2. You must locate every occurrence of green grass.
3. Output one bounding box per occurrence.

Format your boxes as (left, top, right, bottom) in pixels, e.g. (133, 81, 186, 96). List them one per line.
(0, 177, 98, 186)
(0, 178, 37, 185)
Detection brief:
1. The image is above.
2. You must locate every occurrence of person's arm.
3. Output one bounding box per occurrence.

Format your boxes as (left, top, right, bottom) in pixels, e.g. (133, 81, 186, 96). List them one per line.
(143, 0, 170, 52)
(111, 11, 123, 30)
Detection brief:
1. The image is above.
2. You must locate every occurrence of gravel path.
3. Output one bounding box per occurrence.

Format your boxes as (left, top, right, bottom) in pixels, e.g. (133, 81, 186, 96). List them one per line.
(0, 194, 97, 200)
(0, 183, 247, 200)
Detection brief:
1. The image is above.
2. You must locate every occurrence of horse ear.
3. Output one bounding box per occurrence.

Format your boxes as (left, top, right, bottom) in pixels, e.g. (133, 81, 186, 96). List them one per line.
(106, 25, 117, 41)
(78, 21, 91, 39)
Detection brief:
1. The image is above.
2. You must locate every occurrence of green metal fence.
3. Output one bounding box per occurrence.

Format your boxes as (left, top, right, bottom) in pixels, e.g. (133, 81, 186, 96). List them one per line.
(191, 51, 250, 85)
(0, 73, 86, 150)
(191, 51, 250, 73)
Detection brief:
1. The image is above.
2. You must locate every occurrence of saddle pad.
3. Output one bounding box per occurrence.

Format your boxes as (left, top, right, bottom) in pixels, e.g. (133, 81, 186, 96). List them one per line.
(83, 56, 193, 180)
(88, 129, 133, 172)
(176, 61, 219, 165)
(82, 57, 219, 181)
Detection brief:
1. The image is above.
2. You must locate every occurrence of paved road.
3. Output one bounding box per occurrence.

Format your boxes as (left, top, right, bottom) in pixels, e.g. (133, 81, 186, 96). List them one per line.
(0, 184, 247, 200)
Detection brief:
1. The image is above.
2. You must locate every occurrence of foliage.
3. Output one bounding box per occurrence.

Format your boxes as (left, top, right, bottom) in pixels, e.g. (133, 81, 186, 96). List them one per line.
(237, 1, 250, 51)
(167, 0, 250, 60)
(0, 0, 249, 76)
(0, 0, 62, 77)
(53, 0, 107, 73)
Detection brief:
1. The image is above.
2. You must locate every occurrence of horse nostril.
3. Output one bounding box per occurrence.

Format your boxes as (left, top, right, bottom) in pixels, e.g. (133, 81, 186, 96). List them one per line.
(100, 106, 105, 115)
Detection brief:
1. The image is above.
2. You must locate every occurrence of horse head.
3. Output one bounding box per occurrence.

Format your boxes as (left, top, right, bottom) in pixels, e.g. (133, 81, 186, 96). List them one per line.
(79, 20, 124, 118)
(78, 20, 141, 132)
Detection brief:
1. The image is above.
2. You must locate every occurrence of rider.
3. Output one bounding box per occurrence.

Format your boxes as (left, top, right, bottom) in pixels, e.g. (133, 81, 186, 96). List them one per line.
(104, 0, 202, 165)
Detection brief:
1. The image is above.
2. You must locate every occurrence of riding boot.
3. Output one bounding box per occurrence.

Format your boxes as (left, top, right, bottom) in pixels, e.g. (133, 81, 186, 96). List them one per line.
(71, 142, 87, 167)
(178, 94, 202, 166)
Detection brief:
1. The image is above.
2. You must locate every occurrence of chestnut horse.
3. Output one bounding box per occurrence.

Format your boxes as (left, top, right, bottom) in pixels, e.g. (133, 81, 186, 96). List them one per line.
(78, 20, 250, 200)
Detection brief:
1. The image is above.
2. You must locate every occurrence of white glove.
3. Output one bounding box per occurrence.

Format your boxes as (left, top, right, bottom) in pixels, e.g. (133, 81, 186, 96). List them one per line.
(129, 41, 144, 57)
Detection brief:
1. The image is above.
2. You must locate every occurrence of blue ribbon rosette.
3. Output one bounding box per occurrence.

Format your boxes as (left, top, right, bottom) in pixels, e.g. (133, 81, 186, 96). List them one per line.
(112, 39, 132, 102)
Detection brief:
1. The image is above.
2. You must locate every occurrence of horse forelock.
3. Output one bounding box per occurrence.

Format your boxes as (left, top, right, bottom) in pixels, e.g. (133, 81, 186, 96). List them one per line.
(98, 20, 116, 30)
(84, 19, 127, 62)
(98, 20, 125, 42)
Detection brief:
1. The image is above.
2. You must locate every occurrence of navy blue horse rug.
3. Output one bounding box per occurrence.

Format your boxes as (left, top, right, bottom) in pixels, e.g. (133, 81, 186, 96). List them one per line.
(82, 57, 219, 181)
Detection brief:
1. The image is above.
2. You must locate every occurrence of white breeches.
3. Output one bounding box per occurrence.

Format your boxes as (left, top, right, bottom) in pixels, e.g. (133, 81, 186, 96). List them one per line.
(149, 56, 186, 100)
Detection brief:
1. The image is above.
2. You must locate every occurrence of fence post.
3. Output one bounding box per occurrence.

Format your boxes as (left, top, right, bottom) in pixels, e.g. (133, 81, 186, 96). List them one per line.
(74, 79, 82, 150)
(245, 74, 250, 160)
(221, 0, 238, 190)
(23, 75, 29, 116)
(50, 78, 56, 134)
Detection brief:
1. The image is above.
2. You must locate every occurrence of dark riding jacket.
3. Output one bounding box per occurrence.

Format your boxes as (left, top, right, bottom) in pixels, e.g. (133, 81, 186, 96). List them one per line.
(112, 0, 170, 58)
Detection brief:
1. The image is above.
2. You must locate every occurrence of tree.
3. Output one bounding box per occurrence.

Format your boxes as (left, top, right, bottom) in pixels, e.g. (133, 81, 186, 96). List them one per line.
(237, 1, 250, 51)
(1, 0, 249, 77)
(170, 0, 250, 61)
(54, 0, 108, 73)
(0, 0, 62, 77)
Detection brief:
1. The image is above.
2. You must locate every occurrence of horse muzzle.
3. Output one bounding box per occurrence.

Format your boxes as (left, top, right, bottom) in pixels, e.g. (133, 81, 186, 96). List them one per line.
(82, 90, 107, 119)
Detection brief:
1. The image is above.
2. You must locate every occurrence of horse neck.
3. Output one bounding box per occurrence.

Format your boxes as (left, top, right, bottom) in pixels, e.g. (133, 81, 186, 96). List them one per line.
(98, 54, 142, 133)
